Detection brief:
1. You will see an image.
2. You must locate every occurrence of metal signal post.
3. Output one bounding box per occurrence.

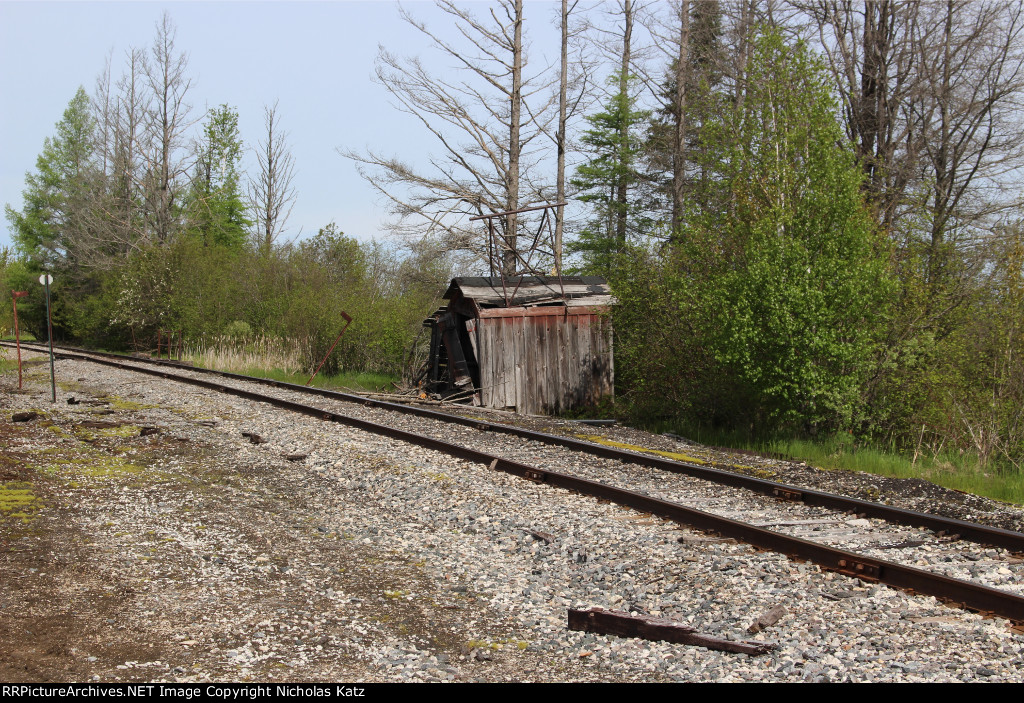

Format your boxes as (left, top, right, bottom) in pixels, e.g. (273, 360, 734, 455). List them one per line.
(39, 274, 55, 402)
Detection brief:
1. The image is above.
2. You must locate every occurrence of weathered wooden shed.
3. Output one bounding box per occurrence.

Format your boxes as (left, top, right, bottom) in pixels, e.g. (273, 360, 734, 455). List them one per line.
(422, 276, 615, 414)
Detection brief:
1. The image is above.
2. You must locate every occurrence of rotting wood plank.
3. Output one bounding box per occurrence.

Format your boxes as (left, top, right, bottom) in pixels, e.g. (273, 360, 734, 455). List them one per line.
(477, 305, 609, 319)
(598, 316, 612, 398)
(568, 313, 580, 406)
(568, 608, 774, 655)
(510, 316, 520, 411)
(581, 317, 598, 405)
(480, 321, 490, 406)
(597, 314, 612, 398)
(483, 320, 497, 407)
(496, 318, 508, 409)
(556, 312, 569, 411)
(548, 314, 559, 412)
(533, 315, 546, 412)
(553, 313, 565, 413)
(525, 315, 538, 413)
(517, 315, 529, 413)
(499, 318, 512, 409)
(479, 321, 492, 407)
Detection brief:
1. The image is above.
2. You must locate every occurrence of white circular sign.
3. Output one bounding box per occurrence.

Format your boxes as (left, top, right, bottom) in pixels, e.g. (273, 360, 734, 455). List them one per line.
(38, 274, 53, 285)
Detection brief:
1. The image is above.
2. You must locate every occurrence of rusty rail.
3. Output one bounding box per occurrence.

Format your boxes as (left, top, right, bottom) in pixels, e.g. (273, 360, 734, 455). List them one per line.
(8, 342, 1024, 623)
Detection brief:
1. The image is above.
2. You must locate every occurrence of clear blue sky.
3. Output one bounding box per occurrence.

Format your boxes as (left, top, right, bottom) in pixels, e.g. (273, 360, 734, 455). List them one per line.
(0, 1, 575, 251)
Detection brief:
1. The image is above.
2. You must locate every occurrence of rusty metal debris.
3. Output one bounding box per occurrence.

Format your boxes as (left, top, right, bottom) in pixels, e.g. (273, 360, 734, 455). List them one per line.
(242, 432, 267, 445)
(747, 604, 788, 634)
(526, 529, 556, 544)
(569, 607, 775, 655)
(307, 312, 353, 387)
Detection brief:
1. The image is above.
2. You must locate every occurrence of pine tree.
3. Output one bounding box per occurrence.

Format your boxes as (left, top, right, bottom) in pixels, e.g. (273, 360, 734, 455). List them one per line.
(5, 88, 97, 270)
(570, 74, 653, 275)
(647, 0, 726, 235)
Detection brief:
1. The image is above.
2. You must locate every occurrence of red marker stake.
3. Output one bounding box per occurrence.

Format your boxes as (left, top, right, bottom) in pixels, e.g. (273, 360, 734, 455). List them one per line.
(11, 290, 28, 390)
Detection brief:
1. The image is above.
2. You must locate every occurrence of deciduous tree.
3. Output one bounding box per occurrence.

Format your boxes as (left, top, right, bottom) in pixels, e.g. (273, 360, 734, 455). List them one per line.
(186, 105, 249, 248)
(672, 30, 893, 431)
(249, 101, 297, 254)
(5, 88, 98, 271)
(343, 0, 553, 275)
(141, 12, 194, 245)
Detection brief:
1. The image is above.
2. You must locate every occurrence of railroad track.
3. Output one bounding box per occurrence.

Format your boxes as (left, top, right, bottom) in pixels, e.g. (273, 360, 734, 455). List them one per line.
(6, 341, 1024, 625)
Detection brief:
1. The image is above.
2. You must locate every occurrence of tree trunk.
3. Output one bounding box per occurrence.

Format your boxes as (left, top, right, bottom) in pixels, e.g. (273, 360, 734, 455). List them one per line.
(504, 0, 524, 277)
(616, 0, 633, 250)
(555, 0, 569, 274)
(671, 0, 690, 239)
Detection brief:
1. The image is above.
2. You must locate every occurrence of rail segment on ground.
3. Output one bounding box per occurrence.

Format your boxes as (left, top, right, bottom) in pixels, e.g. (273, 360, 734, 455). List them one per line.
(6, 341, 1024, 623)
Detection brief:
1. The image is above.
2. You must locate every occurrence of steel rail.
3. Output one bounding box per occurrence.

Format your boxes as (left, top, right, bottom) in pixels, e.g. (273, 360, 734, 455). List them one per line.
(8, 343, 1024, 622)
(11, 341, 1024, 554)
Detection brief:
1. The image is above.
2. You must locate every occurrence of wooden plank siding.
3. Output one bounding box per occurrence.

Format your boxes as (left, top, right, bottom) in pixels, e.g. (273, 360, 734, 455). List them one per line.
(475, 307, 613, 414)
(433, 276, 615, 415)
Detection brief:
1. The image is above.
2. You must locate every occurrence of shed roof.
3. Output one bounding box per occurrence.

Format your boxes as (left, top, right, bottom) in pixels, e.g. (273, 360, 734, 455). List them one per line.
(443, 276, 614, 309)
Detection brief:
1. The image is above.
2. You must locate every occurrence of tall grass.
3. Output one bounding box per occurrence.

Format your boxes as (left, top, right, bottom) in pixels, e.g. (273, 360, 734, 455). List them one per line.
(182, 335, 396, 393)
(184, 335, 304, 376)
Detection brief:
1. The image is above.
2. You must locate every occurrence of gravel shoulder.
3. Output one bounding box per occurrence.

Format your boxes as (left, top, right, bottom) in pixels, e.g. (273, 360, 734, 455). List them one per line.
(2, 353, 1023, 683)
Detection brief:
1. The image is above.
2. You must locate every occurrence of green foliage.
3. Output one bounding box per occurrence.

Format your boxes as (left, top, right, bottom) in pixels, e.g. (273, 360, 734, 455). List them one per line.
(697, 32, 892, 431)
(0, 249, 33, 336)
(616, 30, 893, 436)
(223, 320, 253, 338)
(918, 226, 1024, 468)
(5, 87, 96, 271)
(570, 74, 655, 275)
(185, 105, 250, 248)
(96, 219, 450, 378)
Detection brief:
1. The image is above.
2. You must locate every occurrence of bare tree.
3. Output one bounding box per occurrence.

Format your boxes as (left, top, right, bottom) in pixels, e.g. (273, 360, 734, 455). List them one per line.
(249, 101, 297, 254)
(141, 12, 194, 244)
(343, 0, 554, 276)
(64, 46, 150, 271)
(802, 1, 923, 233)
(107, 48, 149, 255)
(801, 1, 1024, 250)
(616, 0, 636, 245)
(637, 1, 691, 235)
(912, 1, 1024, 264)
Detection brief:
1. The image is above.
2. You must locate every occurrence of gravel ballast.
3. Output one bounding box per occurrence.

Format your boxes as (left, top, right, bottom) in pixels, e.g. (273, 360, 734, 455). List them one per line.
(2, 354, 1023, 683)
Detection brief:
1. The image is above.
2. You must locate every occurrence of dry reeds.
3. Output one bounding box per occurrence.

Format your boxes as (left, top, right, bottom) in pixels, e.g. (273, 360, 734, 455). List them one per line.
(184, 335, 304, 375)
